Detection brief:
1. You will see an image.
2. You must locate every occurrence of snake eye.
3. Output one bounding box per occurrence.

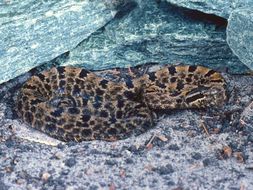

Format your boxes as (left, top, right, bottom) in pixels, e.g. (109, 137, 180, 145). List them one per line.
(185, 86, 209, 105)
(185, 93, 205, 105)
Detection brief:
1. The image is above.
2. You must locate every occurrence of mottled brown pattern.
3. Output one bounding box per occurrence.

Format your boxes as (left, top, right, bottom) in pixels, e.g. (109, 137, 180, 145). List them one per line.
(16, 65, 226, 142)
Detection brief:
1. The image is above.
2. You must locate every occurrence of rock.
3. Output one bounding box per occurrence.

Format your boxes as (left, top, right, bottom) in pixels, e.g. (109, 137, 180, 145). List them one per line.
(65, 158, 77, 167)
(65, 0, 248, 73)
(41, 172, 51, 182)
(154, 164, 174, 175)
(191, 152, 202, 160)
(227, 8, 253, 71)
(163, 0, 253, 19)
(0, 0, 118, 84)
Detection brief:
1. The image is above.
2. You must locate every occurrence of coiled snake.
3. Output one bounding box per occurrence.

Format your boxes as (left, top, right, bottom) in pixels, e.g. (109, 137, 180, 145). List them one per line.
(16, 65, 226, 142)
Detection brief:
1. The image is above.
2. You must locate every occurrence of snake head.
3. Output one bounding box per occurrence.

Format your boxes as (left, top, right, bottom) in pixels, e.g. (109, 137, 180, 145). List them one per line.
(184, 84, 227, 109)
(140, 65, 227, 110)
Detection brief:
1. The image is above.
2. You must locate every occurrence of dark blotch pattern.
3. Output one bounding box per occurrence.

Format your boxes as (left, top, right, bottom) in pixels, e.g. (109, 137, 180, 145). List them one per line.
(148, 72, 157, 82)
(211, 79, 224, 83)
(125, 77, 134, 89)
(117, 99, 125, 108)
(79, 69, 89, 78)
(100, 110, 109, 117)
(107, 128, 117, 135)
(44, 84, 51, 92)
(116, 111, 123, 119)
(96, 88, 104, 96)
(168, 66, 176, 75)
(37, 73, 45, 81)
(59, 80, 66, 88)
(156, 81, 166, 89)
(25, 112, 33, 123)
(188, 65, 197, 72)
(57, 67, 65, 75)
(51, 108, 64, 117)
(82, 129, 92, 136)
(205, 69, 216, 77)
(176, 80, 184, 91)
(30, 99, 43, 105)
(99, 79, 109, 89)
(82, 114, 91, 122)
(73, 85, 81, 95)
(123, 91, 135, 100)
(186, 78, 192, 83)
(45, 124, 57, 133)
(68, 107, 80, 115)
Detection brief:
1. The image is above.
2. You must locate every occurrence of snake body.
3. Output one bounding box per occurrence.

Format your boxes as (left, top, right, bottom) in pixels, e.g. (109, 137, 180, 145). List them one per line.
(16, 65, 226, 142)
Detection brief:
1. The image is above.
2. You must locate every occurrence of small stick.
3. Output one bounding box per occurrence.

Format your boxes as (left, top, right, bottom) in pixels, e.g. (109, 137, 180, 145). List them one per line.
(199, 120, 210, 137)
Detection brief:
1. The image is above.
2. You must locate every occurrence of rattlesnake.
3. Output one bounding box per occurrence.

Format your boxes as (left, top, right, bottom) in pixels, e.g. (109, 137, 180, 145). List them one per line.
(16, 65, 226, 142)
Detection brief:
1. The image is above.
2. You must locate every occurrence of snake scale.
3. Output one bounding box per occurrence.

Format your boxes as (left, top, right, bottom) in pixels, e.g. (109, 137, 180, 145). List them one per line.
(16, 65, 226, 142)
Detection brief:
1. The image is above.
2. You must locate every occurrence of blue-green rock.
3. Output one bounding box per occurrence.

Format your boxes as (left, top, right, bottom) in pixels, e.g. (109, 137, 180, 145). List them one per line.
(227, 8, 253, 71)
(0, 0, 250, 84)
(0, 0, 118, 84)
(65, 0, 247, 73)
(163, 0, 253, 19)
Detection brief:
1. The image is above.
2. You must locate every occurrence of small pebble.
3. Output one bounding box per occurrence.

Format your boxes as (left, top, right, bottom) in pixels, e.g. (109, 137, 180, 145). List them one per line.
(65, 158, 77, 167)
(167, 181, 175, 186)
(41, 172, 51, 182)
(16, 178, 26, 185)
(54, 152, 64, 159)
(202, 158, 211, 166)
(168, 144, 180, 151)
(61, 169, 70, 175)
(105, 159, 118, 166)
(234, 152, 244, 163)
(5, 138, 15, 148)
(125, 158, 134, 164)
(71, 149, 78, 153)
(89, 185, 99, 190)
(222, 146, 232, 158)
(156, 164, 174, 175)
(191, 152, 202, 160)
(57, 143, 66, 150)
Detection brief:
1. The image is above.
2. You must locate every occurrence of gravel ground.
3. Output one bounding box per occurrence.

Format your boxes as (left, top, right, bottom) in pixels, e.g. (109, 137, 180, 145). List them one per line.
(0, 66, 253, 190)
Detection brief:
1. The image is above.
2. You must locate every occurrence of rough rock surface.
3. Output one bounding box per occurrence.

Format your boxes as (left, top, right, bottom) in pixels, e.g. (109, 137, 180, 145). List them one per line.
(163, 0, 253, 19)
(0, 0, 249, 84)
(65, 0, 248, 73)
(227, 8, 253, 71)
(0, 0, 118, 84)
(0, 64, 253, 189)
